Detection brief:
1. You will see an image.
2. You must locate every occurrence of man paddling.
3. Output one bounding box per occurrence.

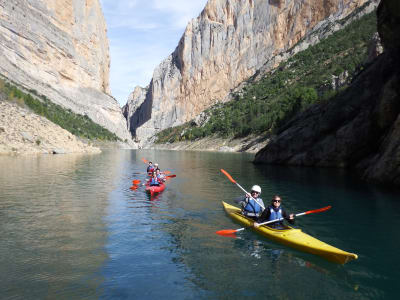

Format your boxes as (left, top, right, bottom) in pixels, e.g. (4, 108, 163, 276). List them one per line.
(236, 185, 265, 220)
(147, 161, 154, 173)
(254, 195, 294, 229)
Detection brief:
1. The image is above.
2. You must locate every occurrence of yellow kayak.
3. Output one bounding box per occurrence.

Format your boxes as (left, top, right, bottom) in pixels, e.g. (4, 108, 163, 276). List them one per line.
(222, 201, 358, 264)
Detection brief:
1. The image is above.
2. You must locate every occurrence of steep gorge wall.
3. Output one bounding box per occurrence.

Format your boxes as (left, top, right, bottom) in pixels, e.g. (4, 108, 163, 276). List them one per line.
(0, 0, 132, 141)
(254, 0, 399, 187)
(126, 0, 372, 144)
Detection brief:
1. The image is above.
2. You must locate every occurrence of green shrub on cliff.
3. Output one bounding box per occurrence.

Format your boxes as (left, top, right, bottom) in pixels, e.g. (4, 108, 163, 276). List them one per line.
(155, 10, 377, 144)
(0, 78, 120, 141)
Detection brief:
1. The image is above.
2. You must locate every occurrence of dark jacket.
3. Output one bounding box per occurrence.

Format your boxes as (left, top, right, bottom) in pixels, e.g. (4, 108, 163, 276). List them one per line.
(257, 205, 294, 228)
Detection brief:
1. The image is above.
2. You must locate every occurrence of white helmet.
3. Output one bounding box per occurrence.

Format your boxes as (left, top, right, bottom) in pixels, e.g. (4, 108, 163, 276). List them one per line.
(154, 163, 159, 167)
(251, 185, 261, 194)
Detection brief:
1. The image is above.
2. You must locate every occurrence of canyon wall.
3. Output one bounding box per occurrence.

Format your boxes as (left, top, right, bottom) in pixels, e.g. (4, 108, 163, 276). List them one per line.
(125, 0, 374, 144)
(254, 0, 399, 186)
(0, 0, 132, 142)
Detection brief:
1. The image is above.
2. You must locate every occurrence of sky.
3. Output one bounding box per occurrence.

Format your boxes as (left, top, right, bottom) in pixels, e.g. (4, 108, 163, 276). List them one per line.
(100, 0, 209, 107)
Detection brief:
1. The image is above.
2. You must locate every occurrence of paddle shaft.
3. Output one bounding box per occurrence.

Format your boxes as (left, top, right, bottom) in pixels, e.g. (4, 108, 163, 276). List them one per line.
(236, 182, 265, 210)
(235, 206, 331, 232)
(220, 169, 265, 210)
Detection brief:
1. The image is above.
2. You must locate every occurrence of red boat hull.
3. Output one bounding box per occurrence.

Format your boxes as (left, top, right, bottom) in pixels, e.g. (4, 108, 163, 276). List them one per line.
(145, 183, 165, 196)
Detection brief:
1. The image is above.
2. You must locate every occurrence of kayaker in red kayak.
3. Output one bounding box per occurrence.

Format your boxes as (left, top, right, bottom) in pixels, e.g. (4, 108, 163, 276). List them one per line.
(147, 161, 154, 173)
(236, 185, 265, 220)
(149, 171, 161, 186)
(156, 169, 166, 182)
(254, 195, 294, 229)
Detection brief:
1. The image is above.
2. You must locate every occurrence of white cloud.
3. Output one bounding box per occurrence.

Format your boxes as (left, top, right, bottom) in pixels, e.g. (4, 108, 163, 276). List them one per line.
(100, 0, 208, 106)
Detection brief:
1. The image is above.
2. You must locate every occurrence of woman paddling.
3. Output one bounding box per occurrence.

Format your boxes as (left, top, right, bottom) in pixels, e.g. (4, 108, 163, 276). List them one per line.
(254, 195, 294, 229)
(149, 171, 161, 186)
(156, 169, 166, 182)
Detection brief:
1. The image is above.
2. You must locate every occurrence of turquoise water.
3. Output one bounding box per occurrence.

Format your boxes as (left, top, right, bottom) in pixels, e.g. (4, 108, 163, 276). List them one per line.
(0, 150, 399, 299)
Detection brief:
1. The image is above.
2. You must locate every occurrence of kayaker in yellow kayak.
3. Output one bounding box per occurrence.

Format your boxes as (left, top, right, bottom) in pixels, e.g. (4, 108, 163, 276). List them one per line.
(236, 185, 265, 220)
(254, 195, 294, 229)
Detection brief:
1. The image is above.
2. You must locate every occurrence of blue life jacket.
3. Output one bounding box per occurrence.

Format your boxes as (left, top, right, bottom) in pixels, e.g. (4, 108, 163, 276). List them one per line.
(150, 177, 160, 186)
(268, 205, 284, 228)
(243, 197, 263, 217)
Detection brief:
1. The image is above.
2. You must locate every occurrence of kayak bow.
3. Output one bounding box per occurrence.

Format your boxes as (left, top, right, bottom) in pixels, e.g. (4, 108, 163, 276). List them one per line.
(145, 182, 166, 197)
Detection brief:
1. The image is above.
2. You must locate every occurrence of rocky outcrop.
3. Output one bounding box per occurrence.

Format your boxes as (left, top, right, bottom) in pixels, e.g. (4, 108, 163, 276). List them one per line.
(122, 85, 148, 142)
(0, 0, 132, 142)
(254, 0, 400, 187)
(127, 0, 374, 144)
(0, 100, 101, 155)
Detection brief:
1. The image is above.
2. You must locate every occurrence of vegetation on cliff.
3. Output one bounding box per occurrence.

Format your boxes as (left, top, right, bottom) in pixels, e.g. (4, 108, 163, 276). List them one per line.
(0, 78, 120, 141)
(155, 11, 377, 144)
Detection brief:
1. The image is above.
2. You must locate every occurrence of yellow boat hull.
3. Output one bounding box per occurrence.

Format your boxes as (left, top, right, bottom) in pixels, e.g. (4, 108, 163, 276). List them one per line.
(222, 201, 358, 264)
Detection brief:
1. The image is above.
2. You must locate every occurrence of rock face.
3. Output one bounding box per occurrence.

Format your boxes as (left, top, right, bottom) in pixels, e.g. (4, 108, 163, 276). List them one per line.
(122, 85, 148, 142)
(254, 0, 400, 187)
(0, 100, 101, 155)
(126, 0, 372, 144)
(0, 0, 132, 142)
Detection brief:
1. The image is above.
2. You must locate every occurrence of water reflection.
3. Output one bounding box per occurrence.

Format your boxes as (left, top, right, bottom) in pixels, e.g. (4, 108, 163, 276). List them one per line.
(1, 150, 398, 299)
(0, 152, 127, 299)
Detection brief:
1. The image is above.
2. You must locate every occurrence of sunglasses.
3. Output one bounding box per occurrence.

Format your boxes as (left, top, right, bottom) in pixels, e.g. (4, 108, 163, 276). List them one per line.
(273, 199, 281, 203)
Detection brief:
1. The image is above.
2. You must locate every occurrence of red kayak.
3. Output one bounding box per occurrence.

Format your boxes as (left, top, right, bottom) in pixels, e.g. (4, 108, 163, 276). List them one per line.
(145, 182, 166, 196)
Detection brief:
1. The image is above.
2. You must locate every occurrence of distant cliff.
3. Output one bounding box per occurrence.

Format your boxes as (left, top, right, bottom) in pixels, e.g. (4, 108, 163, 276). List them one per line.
(125, 0, 372, 144)
(254, 0, 399, 186)
(0, 0, 132, 142)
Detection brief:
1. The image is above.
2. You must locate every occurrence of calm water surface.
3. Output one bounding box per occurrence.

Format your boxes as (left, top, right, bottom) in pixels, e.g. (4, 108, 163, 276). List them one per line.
(0, 150, 399, 299)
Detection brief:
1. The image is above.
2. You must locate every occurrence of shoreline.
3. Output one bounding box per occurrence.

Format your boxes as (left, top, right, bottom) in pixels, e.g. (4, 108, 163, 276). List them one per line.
(145, 134, 269, 154)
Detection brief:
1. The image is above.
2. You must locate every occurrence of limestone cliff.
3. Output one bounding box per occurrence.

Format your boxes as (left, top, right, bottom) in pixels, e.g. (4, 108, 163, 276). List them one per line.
(0, 0, 132, 142)
(126, 0, 372, 144)
(254, 0, 400, 187)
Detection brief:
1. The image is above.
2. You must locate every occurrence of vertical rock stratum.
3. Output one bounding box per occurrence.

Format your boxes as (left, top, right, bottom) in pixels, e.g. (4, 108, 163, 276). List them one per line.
(125, 0, 372, 144)
(0, 0, 132, 142)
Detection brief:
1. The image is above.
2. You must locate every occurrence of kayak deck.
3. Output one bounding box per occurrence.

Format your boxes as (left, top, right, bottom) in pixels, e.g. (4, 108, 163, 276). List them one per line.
(222, 201, 358, 264)
(145, 182, 166, 196)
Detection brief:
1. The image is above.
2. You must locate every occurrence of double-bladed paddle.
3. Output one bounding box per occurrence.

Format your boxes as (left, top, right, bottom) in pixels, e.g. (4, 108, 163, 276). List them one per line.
(141, 158, 172, 174)
(131, 175, 176, 190)
(216, 205, 332, 236)
(220, 169, 265, 210)
(132, 175, 175, 184)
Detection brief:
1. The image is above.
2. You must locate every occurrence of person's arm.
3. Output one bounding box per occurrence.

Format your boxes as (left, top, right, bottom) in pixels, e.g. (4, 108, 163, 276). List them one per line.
(282, 209, 295, 224)
(235, 194, 248, 205)
(254, 208, 270, 226)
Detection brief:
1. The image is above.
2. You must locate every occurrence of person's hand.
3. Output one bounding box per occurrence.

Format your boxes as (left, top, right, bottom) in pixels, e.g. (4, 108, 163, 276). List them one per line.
(289, 214, 294, 220)
(253, 222, 260, 228)
(245, 193, 251, 198)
